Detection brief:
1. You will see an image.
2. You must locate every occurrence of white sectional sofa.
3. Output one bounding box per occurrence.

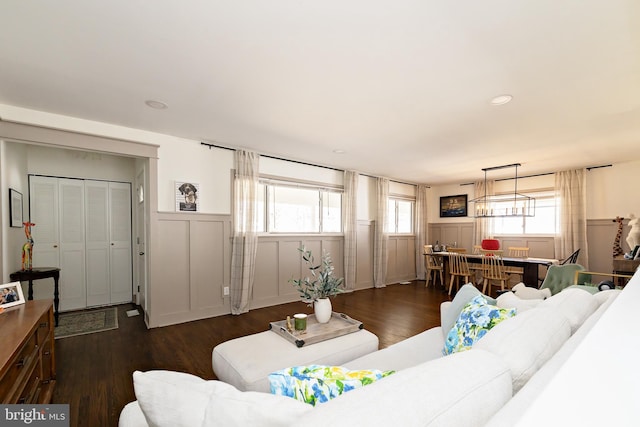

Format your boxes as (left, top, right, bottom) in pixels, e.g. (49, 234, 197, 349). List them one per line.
(119, 280, 625, 427)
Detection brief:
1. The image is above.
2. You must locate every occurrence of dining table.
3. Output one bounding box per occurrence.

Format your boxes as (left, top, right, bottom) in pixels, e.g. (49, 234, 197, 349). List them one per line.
(426, 252, 558, 289)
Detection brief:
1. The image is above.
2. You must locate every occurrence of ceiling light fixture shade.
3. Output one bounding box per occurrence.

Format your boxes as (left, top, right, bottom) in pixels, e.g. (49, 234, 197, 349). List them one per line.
(145, 100, 168, 109)
(470, 163, 535, 218)
(490, 95, 513, 106)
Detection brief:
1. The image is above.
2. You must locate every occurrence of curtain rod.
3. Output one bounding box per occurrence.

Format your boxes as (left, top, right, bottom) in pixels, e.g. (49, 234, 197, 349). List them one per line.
(459, 164, 612, 186)
(200, 141, 429, 188)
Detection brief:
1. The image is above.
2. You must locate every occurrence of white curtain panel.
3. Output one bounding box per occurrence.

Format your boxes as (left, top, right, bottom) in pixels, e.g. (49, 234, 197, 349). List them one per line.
(230, 150, 260, 314)
(343, 170, 359, 291)
(374, 177, 389, 288)
(554, 169, 589, 268)
(473, 179, 495, 245)
(414, 184, 429, 280)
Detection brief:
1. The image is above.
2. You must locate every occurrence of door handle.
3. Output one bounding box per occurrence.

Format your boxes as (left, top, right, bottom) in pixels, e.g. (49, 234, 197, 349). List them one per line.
(139, 252, 145, 256)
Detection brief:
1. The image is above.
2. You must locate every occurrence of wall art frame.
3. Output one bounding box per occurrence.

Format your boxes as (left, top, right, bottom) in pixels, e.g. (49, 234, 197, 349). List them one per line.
(439, 194, 468, 218)
(9, 188, 23, 228)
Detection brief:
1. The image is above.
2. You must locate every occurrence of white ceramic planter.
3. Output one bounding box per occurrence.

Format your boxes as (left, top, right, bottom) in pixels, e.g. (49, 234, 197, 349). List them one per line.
(314, 298, 332, 323)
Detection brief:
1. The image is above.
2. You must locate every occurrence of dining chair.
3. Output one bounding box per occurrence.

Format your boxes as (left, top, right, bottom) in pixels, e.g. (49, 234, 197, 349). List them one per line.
(539, 248, 580, 286)
(424, 245, 444, 288)
(448, 253, 471, 295)
(468, 245, 485, 285)
(505, 246, 530, 282)
(560, 249, 580, 265)
(481, 255, 509, 297)
(480, 249, 504, 257)
(447, 247, 467, 254)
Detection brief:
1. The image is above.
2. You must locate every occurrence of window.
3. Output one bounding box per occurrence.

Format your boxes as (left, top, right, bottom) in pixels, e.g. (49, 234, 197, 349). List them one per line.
(387, 198, 414, 234)
(492, 190, 557, 235)
(257, 181, 342, 233)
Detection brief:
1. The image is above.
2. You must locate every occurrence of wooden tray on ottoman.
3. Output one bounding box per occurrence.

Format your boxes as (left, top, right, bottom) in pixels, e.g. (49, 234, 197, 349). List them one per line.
(269, 312, 364, 347)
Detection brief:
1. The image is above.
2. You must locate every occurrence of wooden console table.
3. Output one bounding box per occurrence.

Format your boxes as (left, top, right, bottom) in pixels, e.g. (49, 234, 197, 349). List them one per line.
(0, 300, 56, 404)
(10, 267, 61, 326)
(612, 256, 640, 286)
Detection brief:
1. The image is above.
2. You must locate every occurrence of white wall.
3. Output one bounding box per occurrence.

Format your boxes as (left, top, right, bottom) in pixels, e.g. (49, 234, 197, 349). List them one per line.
(26, 144, 135, 181)
(0, 141, 29, 277)
(260, 156, 343, 185)
(586, 160, 640, 219)
(357, 175, 376, 221)
(157, 143, 233, 214)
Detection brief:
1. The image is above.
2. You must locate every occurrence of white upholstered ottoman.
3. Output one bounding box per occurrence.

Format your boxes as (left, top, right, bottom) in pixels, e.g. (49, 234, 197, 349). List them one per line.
(212, 329, 379, 393)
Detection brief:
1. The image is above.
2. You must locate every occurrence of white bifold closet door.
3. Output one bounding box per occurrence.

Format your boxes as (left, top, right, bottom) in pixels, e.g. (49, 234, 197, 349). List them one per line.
(85, 180, 132, 306)
(30, 176, 132, 310)
(30, 177, 86, 311)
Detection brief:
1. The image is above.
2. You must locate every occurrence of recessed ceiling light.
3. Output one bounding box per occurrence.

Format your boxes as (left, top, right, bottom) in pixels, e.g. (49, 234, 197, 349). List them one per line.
(333, 149, 346, 154)
(145, 100, 168, 109)
(490, 95, 513, 106)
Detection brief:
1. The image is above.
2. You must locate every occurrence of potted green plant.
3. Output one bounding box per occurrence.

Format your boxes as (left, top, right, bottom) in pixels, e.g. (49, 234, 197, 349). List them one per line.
(290, 246, 345, 323)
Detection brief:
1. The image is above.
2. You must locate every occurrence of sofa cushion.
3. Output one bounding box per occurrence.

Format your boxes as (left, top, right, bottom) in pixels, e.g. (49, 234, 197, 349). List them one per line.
(343, 326, 445, 372)
(298, 349, 512, 427)
(496, 291, 544, 312)
(511, 282, 551, 300)
(133, 370, 309, 427)
(541, 288, 599, 334)
(443, 295, 516, 355)
(441, 283, 497, 339)
(474, 307, 571, 393)
(268, 365, 394, 406)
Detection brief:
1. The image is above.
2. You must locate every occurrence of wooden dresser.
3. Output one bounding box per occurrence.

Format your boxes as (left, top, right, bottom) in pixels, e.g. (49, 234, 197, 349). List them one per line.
(0, 299, 56, 403)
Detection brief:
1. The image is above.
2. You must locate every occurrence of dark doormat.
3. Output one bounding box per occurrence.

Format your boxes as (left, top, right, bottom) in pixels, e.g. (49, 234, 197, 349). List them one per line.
(55, 307, 118, 339)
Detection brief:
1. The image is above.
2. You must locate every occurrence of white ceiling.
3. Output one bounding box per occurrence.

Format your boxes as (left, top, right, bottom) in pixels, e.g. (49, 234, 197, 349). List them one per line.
(1, 0, 639, 184)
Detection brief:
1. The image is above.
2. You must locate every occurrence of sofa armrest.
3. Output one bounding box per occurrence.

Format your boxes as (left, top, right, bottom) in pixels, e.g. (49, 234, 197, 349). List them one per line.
(118, 401, 149, 427)
(441, 301, 452, 328)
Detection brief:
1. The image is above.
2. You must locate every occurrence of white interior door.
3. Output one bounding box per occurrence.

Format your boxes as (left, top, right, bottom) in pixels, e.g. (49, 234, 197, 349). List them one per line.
(85, 180, 110, 307)
(135, 168, 147, 312)
(109, 182, 133, 304)
(58, 178, 86, 311)
(29, 176, 59, 301)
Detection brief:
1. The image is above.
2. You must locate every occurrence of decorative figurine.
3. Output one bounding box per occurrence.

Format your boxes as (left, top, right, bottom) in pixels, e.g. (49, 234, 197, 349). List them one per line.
(21, 221, 35, 271)
(626, 214, 640, 253)
(286, 315, 293, 333)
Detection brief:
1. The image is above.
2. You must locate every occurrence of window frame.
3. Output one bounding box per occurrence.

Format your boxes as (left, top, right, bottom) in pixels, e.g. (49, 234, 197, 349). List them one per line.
(257, 178, 344, 235)
(491, 189, 558, 237)
(387, 196, 415, 235)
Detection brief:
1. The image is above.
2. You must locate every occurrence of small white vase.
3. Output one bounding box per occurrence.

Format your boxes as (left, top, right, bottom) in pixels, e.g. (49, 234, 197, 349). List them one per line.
(314, 298, 332, 323)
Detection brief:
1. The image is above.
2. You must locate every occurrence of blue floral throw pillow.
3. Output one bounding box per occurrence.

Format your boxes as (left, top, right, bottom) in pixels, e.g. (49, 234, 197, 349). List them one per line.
(443, 295, 516, 355)
(269, 365, 395, 406)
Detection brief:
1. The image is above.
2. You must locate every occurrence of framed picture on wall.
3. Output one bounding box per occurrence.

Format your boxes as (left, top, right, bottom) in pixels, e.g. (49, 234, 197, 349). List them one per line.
(440, 194, 468, 218)
(175, 182, 200, 212)
(9, 188, 23, 228)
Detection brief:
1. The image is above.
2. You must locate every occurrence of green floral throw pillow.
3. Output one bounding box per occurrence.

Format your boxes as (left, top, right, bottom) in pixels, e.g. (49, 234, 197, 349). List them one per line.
(443, 295, 516, 355)
(269, 365, 395, 406)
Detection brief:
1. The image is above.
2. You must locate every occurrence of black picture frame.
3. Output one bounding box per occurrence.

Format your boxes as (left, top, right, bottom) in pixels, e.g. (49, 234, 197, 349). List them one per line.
(9, 188, 23, 228)
(440, 194, 468, 218)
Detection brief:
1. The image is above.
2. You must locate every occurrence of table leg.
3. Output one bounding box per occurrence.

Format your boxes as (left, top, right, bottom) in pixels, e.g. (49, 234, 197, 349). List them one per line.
(53, 275, 60, 327)
(522, 264, 538, 288)
(28, 279, 34, 300)
(442, 257, 451, 290)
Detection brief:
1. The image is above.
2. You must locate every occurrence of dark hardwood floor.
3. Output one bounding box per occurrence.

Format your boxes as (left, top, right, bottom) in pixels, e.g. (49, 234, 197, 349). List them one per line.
(52, 280, 451, 427)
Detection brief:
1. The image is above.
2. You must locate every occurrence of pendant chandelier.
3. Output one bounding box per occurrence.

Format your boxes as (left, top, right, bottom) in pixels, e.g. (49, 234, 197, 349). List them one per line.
(471, 163, 535, 218)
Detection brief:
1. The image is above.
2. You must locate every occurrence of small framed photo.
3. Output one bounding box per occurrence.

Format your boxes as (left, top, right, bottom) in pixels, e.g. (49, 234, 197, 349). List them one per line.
(0, 282, 25, 309)
(9, 188, 23, 228)
(175, 182, 200, 212)
(440, 194, 468, 218)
